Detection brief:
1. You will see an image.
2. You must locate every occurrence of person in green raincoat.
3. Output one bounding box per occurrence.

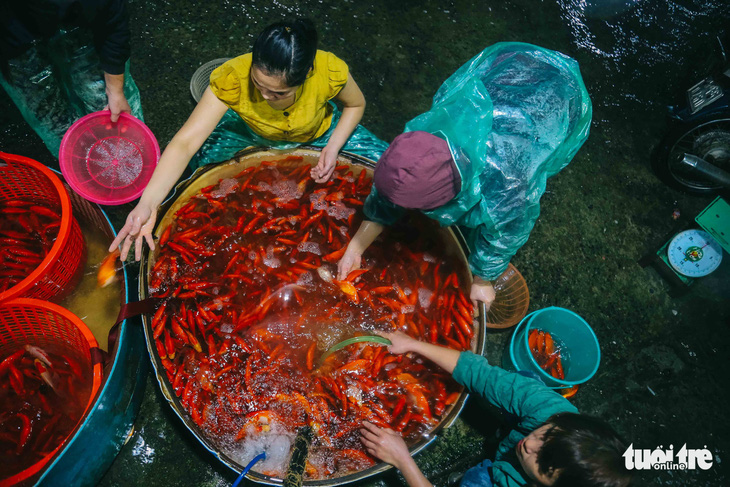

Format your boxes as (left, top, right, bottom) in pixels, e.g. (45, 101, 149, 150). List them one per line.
(360, 332, 631, 487)
(336, 43, 593, 310)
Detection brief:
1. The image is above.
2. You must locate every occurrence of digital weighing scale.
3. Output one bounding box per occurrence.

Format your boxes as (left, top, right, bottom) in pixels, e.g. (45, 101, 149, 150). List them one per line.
(640, 196, 729, 295)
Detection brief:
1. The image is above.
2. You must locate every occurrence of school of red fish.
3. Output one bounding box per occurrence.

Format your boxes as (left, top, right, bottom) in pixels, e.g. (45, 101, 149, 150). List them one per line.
(0, 200, 61, 293)
(147, 157, 475, 479)
(0, 343, 92, 478)
(528, 329, 565, 380)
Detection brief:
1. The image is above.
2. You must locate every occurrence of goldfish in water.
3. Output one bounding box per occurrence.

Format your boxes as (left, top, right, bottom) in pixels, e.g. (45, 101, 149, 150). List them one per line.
(97, 249, 120, 288)
(332, 279, 359, 304)
(34, 358, 60, 392)
(24, 344, 52, 366)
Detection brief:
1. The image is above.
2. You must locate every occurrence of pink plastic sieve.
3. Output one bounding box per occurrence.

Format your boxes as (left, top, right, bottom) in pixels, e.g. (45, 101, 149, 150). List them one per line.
(59, 111, 160, 205)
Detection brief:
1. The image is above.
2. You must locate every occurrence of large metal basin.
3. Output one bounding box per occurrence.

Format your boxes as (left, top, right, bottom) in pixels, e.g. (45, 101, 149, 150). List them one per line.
(139, 147, 486, 486)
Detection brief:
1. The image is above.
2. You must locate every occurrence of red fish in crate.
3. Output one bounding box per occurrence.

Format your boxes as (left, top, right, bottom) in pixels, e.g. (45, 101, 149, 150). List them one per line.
(0, 200, 62, 293)
(0, 344, 92, 481)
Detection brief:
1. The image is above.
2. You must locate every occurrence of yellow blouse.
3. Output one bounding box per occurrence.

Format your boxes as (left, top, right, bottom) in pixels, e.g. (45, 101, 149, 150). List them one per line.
(209, 50, 349, 142)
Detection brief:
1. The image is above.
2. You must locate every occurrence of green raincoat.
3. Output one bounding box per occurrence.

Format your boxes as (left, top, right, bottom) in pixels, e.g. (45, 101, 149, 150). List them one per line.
(364, 43, 592, 280)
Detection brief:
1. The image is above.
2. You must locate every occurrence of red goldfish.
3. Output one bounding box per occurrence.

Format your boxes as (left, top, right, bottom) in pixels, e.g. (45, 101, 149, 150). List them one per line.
(97, 249, 120, 288)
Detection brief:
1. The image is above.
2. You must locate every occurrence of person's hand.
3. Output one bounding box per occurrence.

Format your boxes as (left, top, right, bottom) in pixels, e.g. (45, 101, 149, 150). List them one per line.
(312, 144, 339, 183)
(377, 331, 418, 354)
(360, 422, 412, 470)
(470, 276, 496, 312)
(109, 202, 157, 261)
(336, 245, 362, 280)
(105, 87, 132, 123)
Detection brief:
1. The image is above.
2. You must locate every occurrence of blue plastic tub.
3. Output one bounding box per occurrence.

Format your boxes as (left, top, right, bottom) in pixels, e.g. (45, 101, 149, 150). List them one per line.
(508, 307, 600, 389)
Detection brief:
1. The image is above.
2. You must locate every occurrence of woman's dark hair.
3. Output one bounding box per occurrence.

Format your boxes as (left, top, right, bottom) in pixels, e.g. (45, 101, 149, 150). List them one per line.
(252, 19, 318, 87)
(535, 413, 632, 487)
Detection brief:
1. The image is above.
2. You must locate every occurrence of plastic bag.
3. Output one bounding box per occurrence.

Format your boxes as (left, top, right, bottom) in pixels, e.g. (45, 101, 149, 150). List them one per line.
(0, 28, 143, 158)
(406, 42, 592, 280)
(190, 102, 389, 169)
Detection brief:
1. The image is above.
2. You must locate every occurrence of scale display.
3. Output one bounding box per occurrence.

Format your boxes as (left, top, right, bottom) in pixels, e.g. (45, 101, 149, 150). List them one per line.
(666, 229, 723, 277)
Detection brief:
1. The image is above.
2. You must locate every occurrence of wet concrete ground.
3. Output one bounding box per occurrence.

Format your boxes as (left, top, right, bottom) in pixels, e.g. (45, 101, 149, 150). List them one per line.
(1, 1, 729, 486)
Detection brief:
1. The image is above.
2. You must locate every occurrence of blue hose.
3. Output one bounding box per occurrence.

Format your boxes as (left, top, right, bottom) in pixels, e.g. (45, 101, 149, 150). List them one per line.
(231, 452, 266, 487)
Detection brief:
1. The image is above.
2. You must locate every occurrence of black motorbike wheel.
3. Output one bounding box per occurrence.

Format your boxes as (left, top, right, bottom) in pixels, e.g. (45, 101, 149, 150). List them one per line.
(653, 114, 730, 194)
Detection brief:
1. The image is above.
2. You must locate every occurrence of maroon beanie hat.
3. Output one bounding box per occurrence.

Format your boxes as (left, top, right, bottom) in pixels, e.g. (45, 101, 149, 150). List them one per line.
(373, 131, 461, 210)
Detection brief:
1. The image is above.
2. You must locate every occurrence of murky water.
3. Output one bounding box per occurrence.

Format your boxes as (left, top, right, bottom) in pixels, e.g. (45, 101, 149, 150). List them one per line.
(59, 208, 123, 352)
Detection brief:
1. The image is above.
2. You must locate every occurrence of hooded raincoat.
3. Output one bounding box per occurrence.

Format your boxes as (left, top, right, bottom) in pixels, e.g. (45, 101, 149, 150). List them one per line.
(364, 43, 592, 281)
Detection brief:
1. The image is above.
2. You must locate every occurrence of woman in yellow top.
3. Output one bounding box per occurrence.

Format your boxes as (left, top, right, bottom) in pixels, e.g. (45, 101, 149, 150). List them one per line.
(112, 19, 387, 260)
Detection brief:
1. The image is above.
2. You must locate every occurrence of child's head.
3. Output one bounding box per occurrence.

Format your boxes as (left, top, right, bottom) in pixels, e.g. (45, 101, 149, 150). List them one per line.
(251, 19, 318, 99)
(516, 413, 631, 487)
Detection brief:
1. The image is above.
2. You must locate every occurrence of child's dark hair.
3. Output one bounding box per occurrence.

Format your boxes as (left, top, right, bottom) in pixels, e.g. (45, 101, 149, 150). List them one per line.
(252, 19, 318, 87)
(536, 413, 632, 487)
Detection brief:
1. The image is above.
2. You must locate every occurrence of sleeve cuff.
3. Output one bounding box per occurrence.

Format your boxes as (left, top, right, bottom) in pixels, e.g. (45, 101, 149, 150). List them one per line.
(100, 62, 126, 76)
(363, 188, 406, 226)
(209, 62, 241, 106)
(452, 351, 481, 386)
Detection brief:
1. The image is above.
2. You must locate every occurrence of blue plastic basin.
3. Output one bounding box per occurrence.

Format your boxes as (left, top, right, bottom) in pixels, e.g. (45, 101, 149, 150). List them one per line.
(508, 307, 600, 389)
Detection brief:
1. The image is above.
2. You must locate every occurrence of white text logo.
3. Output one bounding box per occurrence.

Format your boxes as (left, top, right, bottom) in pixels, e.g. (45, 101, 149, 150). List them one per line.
(623, 444, 713, 470)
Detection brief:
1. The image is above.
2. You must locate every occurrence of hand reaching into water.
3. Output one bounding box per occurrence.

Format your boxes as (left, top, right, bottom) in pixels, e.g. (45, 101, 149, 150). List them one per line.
(377, 332, 461, 375)
(336, 220, 385, 280)
(360, 421, 434, 487)
(109, 201, 157, 261)
(336, 245, 362, 280)
(312, 144, 338, 183)
(359, 422, 412, 470)
(376, 331, 418, 355)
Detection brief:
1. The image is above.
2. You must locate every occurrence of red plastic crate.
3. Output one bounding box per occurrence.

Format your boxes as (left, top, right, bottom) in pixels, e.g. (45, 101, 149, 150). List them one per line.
(0, 298, 103, 486)
(0, 152, 86, 302)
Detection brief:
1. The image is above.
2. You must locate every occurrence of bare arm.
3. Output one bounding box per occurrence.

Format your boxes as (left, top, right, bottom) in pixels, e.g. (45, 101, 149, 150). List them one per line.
(109, 87, 229, 259)
(399, 458, 434, 487)
(359, 332, 452, 487)
(139, 87, 228, 206)
(328, 73, 365, 152)
(381, 331, 460, 374)
(336, 220, 384, 280)
(312, 73, 366, 183)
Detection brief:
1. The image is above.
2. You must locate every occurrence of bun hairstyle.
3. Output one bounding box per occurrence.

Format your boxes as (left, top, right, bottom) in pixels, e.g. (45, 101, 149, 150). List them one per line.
(252, 19, 318, 87)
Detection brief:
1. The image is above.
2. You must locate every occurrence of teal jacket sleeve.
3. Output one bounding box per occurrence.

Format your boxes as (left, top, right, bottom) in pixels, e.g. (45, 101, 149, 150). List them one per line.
(363, 187, 407, 226)
(452, 352, 578, 430)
